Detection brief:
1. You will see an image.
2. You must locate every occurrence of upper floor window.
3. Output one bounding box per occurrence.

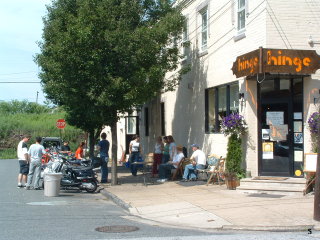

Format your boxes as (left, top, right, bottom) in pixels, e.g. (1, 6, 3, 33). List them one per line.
(237, 0, 246, 31)
(200, 8, 208, 51)
(182, 17, 189, 59)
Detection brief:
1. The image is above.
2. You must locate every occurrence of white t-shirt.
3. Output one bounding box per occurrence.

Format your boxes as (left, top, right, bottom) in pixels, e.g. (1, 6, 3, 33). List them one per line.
(17, 140, 28, 160)
(154, 142, 162, 154)
(172, 152, 184, 168)
(190, 149, 206, 165)
(28, 143, 46, 162)
(130, 140, 140, 153)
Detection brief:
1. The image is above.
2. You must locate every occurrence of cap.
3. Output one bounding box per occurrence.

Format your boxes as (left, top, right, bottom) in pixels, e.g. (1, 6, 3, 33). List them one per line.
(191, 144, 200, 148)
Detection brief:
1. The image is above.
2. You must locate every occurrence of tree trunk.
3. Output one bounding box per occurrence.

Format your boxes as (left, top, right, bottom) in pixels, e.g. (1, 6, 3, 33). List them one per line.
(88, 129, 95, 158)
(111, 120, 118, 185)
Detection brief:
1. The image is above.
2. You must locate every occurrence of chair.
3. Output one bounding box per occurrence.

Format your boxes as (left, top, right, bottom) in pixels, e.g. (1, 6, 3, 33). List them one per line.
(196, 154, 221, 181)
(171, 158, 190, 180)
(206, 157, 225, 186)
(131, 153, 154, 186)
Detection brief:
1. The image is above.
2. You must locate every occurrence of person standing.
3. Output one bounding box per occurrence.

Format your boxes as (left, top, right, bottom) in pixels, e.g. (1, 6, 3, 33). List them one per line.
(98, 132, 110, 183)
(162, 136, 170, 164)
(152, 136, 164, 177)
(129, 135, 141, 176)
(60, 140, 71, 155)
(181, 144, 206, 182)
(167, 135, 177, 161)
(25, 137, 46, 190)
(75, 142, 85, 159)
(17, 135, 31, 188)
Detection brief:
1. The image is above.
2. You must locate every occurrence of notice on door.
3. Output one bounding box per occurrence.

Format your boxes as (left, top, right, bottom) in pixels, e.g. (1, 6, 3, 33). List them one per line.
(262, 142, 274, 159)
(270, 124, 288, 141)
(266, 112, 284, 125)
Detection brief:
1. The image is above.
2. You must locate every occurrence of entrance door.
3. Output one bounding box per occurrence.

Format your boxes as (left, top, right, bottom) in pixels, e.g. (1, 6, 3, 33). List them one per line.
(258, 78, 303, 177)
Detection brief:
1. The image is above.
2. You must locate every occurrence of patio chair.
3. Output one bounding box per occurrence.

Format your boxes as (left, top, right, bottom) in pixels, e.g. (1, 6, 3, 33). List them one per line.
(171, 157, 191, 180)
(196, 154, 221, 181)
(206, 157, 225, 186)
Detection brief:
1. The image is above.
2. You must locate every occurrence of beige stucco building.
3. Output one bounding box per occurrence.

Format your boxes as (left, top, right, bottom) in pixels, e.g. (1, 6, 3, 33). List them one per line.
(108, 0, 320, 178)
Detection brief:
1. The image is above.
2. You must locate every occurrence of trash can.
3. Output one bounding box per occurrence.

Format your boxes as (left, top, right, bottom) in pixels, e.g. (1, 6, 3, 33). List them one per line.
(44, 173, 62, 197)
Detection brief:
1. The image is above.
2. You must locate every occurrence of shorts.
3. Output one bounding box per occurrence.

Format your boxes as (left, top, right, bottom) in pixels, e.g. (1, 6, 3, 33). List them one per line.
(19, 160, 29, 175)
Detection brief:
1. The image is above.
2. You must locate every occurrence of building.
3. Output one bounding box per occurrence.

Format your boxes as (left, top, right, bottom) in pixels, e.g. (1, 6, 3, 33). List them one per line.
(137, 0, 320, 178)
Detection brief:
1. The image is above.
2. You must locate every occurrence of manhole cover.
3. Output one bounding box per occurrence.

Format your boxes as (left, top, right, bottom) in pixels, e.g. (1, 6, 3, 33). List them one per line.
(95, 225, 139, 233)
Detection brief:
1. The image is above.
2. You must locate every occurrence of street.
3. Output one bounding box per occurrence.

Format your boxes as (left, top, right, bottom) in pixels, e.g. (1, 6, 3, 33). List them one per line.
(0, 159, 319, 240)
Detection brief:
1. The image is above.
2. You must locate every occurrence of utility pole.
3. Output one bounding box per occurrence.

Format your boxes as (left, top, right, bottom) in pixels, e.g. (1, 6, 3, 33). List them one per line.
(314, 133, 320, 221)
(36, 91, 39, 104)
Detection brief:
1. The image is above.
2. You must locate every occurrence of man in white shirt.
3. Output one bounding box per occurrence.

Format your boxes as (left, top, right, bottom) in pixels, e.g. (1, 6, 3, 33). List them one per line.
(17, 135, 31, 188)
(25, 137, 46, 190)
(181, 144, 206, 181)
(157, 145, 185, 183)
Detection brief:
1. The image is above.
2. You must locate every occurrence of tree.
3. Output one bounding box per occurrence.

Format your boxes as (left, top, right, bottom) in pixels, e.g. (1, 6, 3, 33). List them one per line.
(35, 0, 188, 185)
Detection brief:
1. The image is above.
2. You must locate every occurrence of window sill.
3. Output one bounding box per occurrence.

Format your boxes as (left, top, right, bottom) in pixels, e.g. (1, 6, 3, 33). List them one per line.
(233, 31, 246, 42)
(198, 49, 208, 58)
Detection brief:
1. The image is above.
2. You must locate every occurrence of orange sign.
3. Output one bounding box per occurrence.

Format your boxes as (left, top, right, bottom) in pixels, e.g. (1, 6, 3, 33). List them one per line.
(232, 48, 320, 78)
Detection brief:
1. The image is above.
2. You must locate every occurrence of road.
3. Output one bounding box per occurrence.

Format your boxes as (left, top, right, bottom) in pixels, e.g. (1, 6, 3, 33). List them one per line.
(0, 159, 319, 240)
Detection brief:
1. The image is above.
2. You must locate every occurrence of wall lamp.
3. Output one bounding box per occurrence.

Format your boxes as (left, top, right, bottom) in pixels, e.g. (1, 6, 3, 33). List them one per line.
(239, 93, 245, 100)
(308, 36, 320, 47)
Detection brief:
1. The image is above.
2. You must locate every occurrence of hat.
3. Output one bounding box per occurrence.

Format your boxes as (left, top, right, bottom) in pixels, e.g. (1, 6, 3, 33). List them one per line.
(176, 145, 183, 151)
(191, 144, 200, 148)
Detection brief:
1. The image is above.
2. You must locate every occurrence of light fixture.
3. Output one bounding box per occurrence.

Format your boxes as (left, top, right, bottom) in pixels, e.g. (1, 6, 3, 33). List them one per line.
(239, 93, 244, 99)
(308, 36, 320, 47)
(314, 89, 320, 104)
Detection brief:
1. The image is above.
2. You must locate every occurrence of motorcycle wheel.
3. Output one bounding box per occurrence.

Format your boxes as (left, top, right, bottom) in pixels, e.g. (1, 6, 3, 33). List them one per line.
(85, 181, 97, 193)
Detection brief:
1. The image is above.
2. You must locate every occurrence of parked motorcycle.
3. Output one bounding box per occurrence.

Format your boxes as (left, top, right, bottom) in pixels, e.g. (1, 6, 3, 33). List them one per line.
(42, 154, 98, 193)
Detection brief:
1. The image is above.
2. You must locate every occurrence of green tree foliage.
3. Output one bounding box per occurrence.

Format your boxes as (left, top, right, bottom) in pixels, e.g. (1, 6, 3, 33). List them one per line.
(225, 134, 243, 177)
(35, 0, 187, 184)
(0, 100, 52, 114)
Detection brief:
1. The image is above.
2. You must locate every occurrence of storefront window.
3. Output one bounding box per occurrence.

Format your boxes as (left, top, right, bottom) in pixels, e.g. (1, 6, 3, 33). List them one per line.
(205, 83, 239, 133)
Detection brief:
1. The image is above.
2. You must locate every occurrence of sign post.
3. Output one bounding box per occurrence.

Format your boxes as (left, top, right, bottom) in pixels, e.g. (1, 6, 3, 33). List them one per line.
(56, 119, 66, 139)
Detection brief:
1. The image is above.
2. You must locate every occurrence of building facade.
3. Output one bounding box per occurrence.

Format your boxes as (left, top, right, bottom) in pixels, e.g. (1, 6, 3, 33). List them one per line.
(135, 0, 320, 178)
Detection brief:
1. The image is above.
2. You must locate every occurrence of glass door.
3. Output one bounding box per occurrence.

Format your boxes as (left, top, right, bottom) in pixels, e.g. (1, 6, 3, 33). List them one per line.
(258, 78, 303, 177)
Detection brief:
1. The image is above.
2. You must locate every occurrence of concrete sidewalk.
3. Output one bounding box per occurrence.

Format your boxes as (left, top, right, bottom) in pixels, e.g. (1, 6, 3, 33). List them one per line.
(100, 167, 320, 231)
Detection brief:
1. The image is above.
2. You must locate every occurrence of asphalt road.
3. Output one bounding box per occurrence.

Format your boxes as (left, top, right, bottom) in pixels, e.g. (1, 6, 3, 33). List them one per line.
(1, 159, 319, 240)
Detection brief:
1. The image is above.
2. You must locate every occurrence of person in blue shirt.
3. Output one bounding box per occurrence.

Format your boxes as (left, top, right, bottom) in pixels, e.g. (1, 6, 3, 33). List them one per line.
(98, 132, 110, 183)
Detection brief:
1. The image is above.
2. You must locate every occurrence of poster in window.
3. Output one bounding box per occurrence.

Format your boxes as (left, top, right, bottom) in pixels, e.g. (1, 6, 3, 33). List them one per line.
(294, 151, 303, 162)
(262, 129, 270, 140)
(262, 142, 274, 159)
(304, 153, 317, 172)
(293, 121, 302, 133)
(294, 112, 302, 120)
(266, 112, 284, 125)
(294, 133, 303, 144)
(270, 125, 288, 141)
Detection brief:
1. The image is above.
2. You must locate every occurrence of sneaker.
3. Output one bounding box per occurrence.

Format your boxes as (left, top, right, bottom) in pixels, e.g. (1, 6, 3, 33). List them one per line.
(156, 178, 168, 183)
(25, 186, 31, 190)
(34, 187, 41, 190)
(190, 178, 197, 181)
(180, 179, 188, 182)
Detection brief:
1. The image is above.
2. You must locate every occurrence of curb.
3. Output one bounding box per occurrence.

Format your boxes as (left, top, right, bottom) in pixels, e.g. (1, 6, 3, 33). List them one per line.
(222, 225, 315, 232)
(101, 189, 132, 211)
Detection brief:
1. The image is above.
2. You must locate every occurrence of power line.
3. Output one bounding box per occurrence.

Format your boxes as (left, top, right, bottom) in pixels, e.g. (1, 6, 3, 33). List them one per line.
(0, 82, 40, 83)
(0, 71, 37, 76)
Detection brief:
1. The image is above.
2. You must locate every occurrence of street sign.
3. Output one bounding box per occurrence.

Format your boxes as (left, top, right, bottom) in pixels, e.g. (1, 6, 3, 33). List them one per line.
(56, 119, 66, 129)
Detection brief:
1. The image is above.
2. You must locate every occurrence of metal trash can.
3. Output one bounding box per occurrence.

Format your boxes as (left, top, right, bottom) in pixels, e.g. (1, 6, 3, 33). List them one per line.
(44, 173, 62, 197)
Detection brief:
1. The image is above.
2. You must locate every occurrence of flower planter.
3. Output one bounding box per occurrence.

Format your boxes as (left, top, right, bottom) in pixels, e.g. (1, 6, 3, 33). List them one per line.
(225, 176, 239, 190)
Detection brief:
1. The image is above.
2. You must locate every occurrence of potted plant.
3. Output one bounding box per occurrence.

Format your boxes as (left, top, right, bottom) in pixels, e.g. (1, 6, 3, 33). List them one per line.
(221, 113, 247, 190)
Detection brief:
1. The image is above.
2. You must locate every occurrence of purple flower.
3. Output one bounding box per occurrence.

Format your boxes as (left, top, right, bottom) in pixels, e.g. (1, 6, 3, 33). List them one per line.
(221, 113, 247, 136)
(308, 112, 320, 135)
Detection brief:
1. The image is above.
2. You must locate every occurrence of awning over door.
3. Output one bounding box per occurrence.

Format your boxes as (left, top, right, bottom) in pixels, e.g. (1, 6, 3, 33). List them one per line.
(232, 47, 320, 78)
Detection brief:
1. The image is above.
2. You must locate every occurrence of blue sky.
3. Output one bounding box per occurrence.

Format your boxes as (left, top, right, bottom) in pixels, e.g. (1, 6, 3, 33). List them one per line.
(0, 0, 51, 104)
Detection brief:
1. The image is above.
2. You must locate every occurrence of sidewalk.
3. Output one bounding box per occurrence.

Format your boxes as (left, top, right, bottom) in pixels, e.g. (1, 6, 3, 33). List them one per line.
(100, 166, 320, 231)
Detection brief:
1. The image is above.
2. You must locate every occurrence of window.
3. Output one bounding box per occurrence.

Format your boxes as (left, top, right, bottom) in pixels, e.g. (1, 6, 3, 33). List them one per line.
(237, 0, 246, 31)
(160, 102, 165, 136)
(144, 107, 149, 136)
(126, 116, 137, 134)
(205, 83, 239, 133)
(200, 8, 208, 51)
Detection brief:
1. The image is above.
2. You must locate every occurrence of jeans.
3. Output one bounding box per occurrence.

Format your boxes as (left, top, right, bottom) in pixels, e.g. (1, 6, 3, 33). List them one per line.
(183, 164, 205, 180)
(162, 154, 170, 164)
(26, 160, 42, 188)
(100, 156, 109, 183)
(130, 152, 140, 176)
(158, 163, 175, 179)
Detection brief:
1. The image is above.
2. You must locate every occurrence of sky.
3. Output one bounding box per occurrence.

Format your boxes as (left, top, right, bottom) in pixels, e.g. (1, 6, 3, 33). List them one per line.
(0, 0, 52, 104)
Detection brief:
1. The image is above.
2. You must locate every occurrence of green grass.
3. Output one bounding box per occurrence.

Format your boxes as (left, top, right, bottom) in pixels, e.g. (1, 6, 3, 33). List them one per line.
(0, 112, 84, 159)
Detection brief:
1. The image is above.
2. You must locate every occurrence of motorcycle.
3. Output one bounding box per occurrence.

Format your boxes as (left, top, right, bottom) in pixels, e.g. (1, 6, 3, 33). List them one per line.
(42, 154, 99, 193)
